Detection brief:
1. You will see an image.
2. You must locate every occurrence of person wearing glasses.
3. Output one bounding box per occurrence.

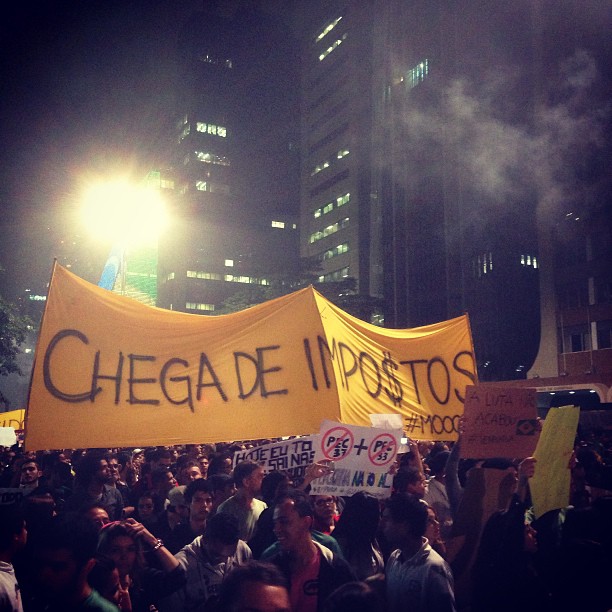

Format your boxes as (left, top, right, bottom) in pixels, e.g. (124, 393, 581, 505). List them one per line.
(311, 496, 339, 535)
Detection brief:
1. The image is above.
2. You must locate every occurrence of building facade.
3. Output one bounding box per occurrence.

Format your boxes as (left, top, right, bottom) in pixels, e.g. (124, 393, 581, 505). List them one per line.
(157, 2, 301, 315)
(298, 0, 542, 379)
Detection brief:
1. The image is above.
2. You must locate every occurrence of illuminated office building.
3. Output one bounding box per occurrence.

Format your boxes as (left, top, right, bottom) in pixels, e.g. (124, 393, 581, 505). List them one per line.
(157, 3, 300, 314)
(297, 0, 548, 379)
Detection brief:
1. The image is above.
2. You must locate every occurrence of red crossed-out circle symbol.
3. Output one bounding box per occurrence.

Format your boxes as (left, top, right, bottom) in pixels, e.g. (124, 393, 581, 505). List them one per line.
(321, 426, 354, 461)
(368, 433, 397, 467)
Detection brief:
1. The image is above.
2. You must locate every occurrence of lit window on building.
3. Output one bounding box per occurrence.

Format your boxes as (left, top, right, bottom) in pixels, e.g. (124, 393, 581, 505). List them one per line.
(186, 302, 215, 311)
(313, 193, 350, 219)
(318, 266, 350, 282)
(322, 242, 349, 260)
(311, 160, 330, 176)
(225, 259, 234, 267)
(319, 32, 347, 62)
(402, 59, 429, 90)
(315, 16, 342, 43)
(520, 254, 538, 269)
(160, 179, 174, 189)
(473, 252, 493, 278)
(371, 312, 385, 327)
(195, 151, 230, 166)
(186, 271, 223, 280)
(195, 181, 229, 194)
(309, 218, 349, 244)
(337, 192, 350, 207)
(196, 122, 227, 137)
(311, 150, 348, 177)
(271, 221, 286, 228)
(167, 272, 175, 281)
(223, 274, 270, 285)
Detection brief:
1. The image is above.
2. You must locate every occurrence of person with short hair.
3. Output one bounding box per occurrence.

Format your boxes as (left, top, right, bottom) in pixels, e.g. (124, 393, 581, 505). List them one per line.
(106, 453, 132, 511)
(382, 492, 456, 612)
(150, 485, 189, 542)
(32, 514, 119, 611)
(158, 512, 252, 612)
(311, 495, 339, 534)
(393, 467, 428, 498)
(268, 489, 354, 612)
(82, 503, 111, 532)
(209, 473, 236, 513)
(165, 479, 214, 554)
(217, 461, 267, 542)
(19, 459, 43, 495)
(176, 460, 203, 486)
(65, 452, 124, 520)
(216, 560, 290, 612)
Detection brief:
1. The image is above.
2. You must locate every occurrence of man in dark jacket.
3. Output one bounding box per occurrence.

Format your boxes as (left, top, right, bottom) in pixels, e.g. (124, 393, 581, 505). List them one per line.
(268, 488, 354, 612)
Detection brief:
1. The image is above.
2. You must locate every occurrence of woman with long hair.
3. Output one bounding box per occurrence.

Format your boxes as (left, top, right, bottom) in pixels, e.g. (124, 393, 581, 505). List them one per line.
(97, 519, 185, 612)
(332, 492, 384, 580)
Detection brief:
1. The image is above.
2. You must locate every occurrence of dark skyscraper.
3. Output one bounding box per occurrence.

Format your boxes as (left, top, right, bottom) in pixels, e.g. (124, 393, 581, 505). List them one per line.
(157, 2, 300, 314)
(297, 0, 609, 382)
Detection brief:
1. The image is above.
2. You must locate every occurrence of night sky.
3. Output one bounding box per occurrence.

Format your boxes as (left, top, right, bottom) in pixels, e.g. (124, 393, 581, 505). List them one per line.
(0, 0, 200, 298)
(0, 1, 610, 302)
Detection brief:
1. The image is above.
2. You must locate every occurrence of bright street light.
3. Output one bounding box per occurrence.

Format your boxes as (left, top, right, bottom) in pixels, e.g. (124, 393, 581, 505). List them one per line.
(80, 178, 168, 300)
(81, 179, 168, 248)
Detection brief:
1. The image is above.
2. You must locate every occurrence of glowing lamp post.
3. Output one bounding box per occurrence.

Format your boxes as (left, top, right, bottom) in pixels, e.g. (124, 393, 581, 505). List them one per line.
(81, 180, 168, 301)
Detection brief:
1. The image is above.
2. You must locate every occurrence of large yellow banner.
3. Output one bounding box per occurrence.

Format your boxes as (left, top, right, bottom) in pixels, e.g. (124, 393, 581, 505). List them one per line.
(26, 264, 476, 450)
(313, 293, 477, 439)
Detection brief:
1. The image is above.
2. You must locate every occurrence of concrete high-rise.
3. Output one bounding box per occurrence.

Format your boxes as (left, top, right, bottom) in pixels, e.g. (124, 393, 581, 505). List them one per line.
(157, 2, 300, 315)
(297, 1, 557, 380)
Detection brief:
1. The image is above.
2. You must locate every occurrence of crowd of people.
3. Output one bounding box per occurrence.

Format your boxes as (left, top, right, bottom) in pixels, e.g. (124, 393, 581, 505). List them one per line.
(0, 426, 611, 612)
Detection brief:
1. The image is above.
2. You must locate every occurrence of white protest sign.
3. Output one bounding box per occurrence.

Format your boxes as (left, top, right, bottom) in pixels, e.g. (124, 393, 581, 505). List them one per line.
(315, 420, 401, 471)
(369, 413, 403, 430)
(0, 427, 17, 448)
(310, 421, 400, 498)
(309, 466, 394, 499)
(232, 436, 319, 480)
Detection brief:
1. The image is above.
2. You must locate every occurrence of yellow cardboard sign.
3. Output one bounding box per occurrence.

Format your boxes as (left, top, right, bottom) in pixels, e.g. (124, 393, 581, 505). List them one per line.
(530, 405, 579, 518)
(0, 409, 25, 430)
(25, 264, 476, 449)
